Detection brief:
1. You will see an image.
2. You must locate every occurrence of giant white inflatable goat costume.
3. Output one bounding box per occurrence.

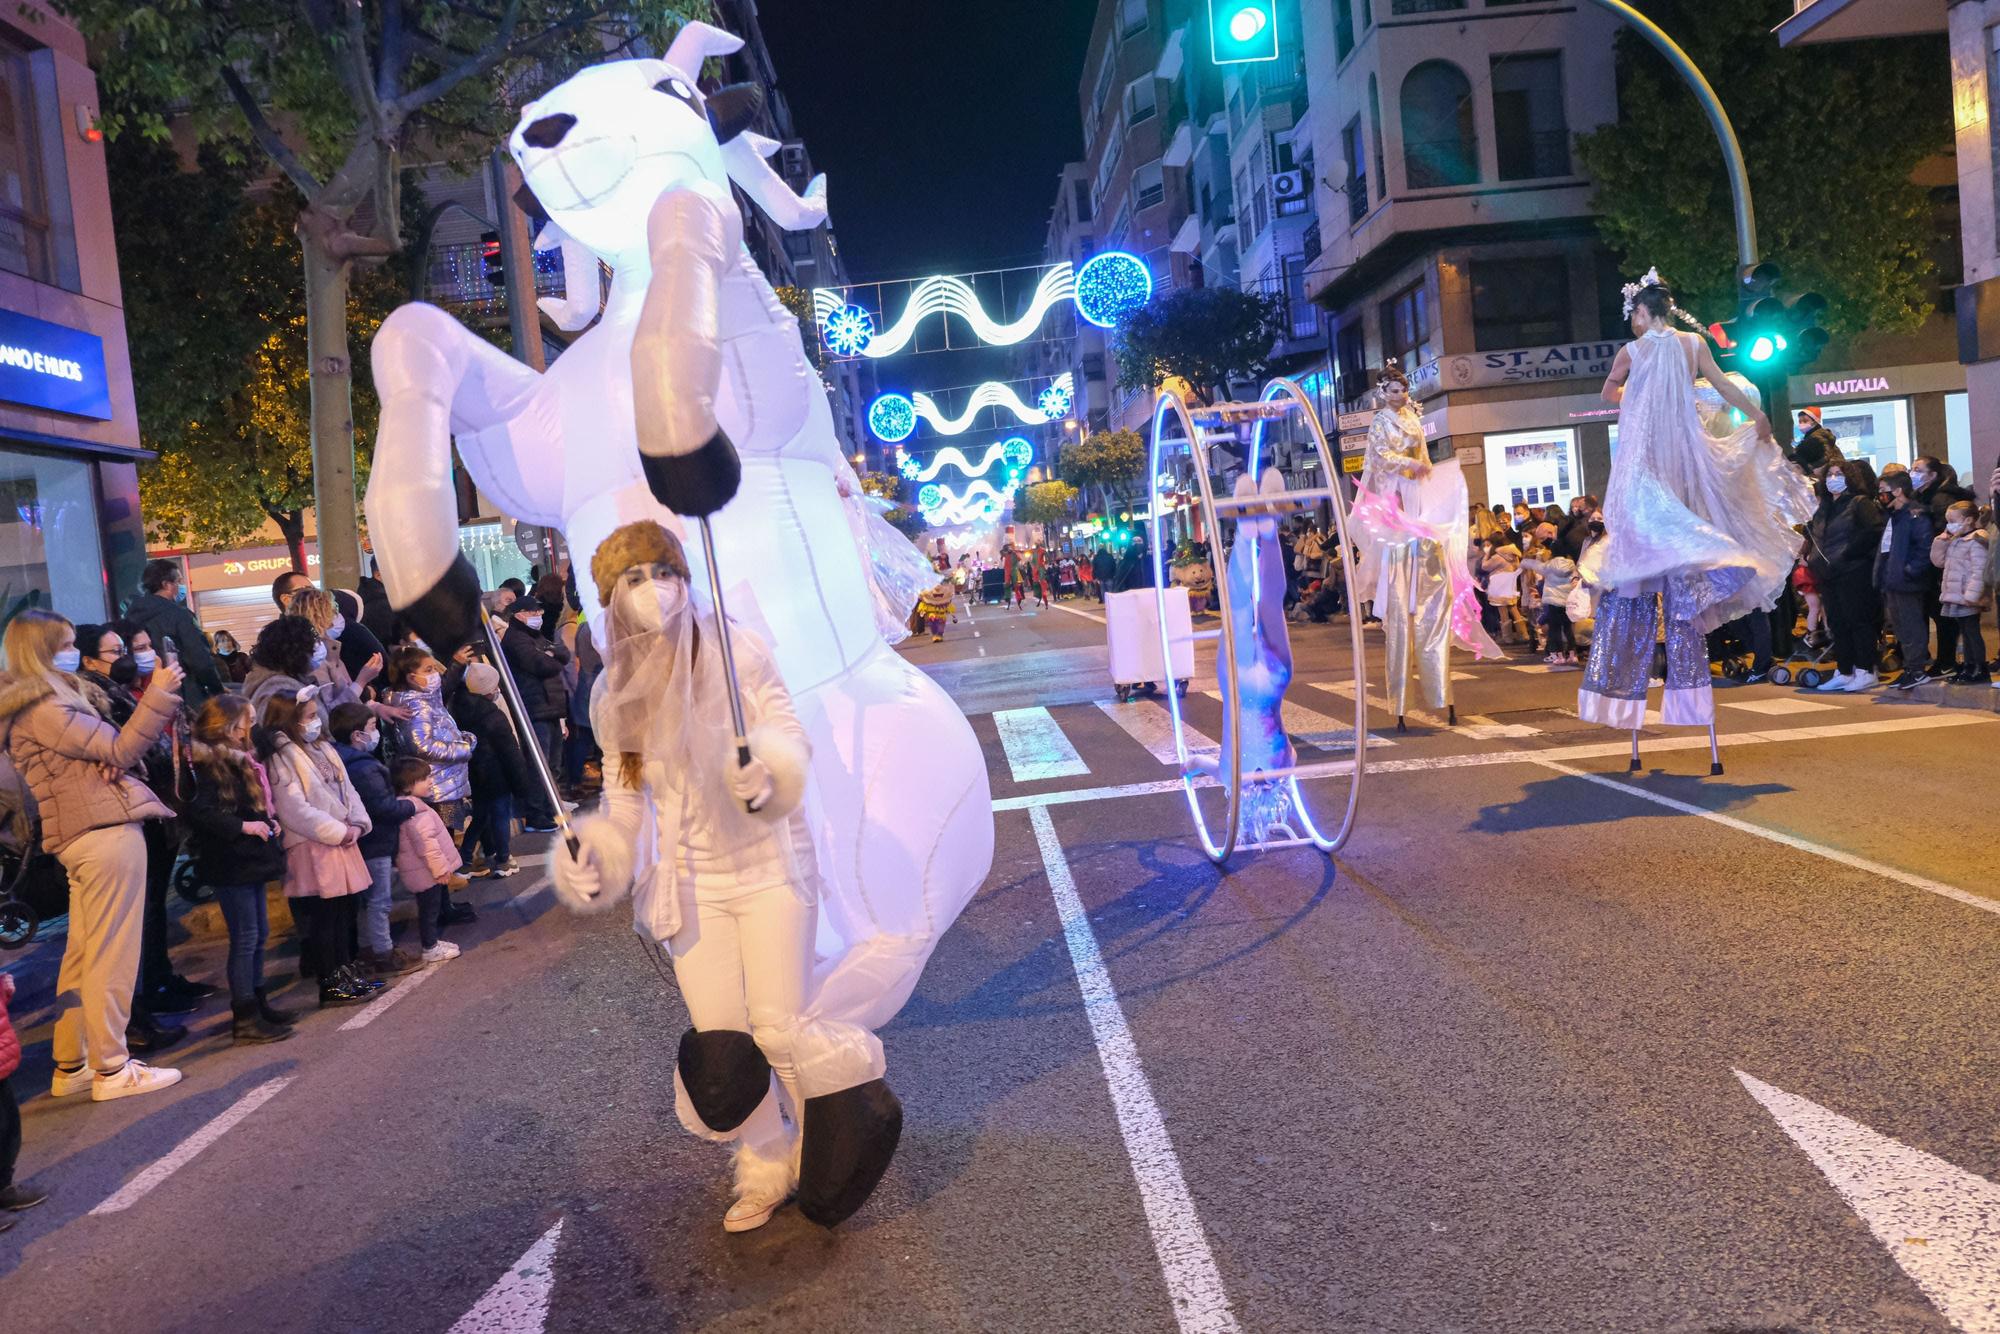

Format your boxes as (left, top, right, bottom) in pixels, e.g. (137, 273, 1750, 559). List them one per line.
(363, 23, 995, 1228)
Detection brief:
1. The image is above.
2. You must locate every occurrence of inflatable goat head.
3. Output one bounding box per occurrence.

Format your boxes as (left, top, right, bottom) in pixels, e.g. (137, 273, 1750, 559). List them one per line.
(509, 21, 828, 272)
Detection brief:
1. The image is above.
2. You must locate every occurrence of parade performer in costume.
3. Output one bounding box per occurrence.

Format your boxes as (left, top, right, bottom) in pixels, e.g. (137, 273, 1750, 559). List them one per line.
(1347, 361, 1497, 728)
(915, 579, 956, 643)
(1578, 271, 1811, 731)
(362, 25, 995, 1227)
(554, 522, 834, 1233)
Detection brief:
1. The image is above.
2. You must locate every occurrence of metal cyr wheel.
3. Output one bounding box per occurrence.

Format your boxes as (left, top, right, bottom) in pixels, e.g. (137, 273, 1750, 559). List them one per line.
(1146, 377, 1369, 866)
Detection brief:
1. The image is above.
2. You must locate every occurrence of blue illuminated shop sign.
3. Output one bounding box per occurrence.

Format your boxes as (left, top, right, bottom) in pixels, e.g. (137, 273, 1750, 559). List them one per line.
(0, 309, 111, 420)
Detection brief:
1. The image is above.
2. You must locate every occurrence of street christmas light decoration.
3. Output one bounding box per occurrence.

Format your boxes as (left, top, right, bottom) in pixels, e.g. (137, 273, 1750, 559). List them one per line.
(1209, 0, 1279, 63)
(1001, 436, 1035, 469)
(1038, 379, 1073, 420)
(1074, 251, 1154, 329)
(821, 303, 877, 358)
(867, 392, 917, 443)
(896, 438, 1035, 484)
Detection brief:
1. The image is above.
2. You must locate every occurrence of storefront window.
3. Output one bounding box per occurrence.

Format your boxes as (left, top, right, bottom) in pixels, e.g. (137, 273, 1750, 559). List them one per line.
(1812, 397, 1912, 478)
(459, 521, 535, 593)
(0, 37, 51, 286)
(1946, 392, 1971, 482)
(0, 446, 104, 624)
(1485, 428, 1578, 511)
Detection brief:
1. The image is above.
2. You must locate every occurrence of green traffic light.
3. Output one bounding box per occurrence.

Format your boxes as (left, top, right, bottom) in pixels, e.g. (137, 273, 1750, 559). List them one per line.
(1747, 333, 1787, 364)
(1210, 0, 1279, 62)
(1229, 6, 1267, 41)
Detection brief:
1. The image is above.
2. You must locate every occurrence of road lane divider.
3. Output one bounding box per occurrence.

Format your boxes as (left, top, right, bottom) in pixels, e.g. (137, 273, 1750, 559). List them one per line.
(1028, 806, 1241, 1334)
(1095, 699, 1218, 764)
(1538, 758, 2000, 920)
(89, 1076, 295, 1215)
(450, 1217, 564, 1333)
(338, 963, 444, 1032)
(993, 706, 1092, 782)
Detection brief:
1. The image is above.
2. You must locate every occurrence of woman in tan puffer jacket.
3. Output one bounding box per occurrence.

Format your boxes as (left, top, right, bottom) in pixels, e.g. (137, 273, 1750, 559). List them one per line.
(0, 610, 185, 1102)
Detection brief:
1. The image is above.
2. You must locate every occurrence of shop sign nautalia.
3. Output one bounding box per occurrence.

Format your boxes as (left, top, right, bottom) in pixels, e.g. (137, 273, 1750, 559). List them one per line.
(1423, 341, 1623, 395)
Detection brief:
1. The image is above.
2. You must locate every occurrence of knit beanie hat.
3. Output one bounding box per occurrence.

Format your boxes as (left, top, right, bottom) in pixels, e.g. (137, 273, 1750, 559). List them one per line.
(465, 663, 500, 696)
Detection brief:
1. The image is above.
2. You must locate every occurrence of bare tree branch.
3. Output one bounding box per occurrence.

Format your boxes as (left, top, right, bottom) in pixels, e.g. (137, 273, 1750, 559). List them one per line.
(391, 0, 525, 116)
(217, 63, 324, 199)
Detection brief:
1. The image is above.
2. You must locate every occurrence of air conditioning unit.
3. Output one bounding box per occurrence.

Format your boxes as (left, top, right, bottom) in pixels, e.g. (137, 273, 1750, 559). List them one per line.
(1270, 169, 1307, 202)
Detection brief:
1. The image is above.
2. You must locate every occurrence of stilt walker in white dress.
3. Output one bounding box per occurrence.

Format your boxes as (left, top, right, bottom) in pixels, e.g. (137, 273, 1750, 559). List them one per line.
(1577, 270, 1813, 770)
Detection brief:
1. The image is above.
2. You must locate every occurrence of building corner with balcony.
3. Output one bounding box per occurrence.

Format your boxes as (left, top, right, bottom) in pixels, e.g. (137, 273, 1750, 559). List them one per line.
(0, 4, 147, 626)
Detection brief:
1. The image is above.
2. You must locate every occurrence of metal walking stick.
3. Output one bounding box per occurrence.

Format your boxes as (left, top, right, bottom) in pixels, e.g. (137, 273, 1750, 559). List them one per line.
(479, 615, 581, 859)
(692, 516, 764, 813)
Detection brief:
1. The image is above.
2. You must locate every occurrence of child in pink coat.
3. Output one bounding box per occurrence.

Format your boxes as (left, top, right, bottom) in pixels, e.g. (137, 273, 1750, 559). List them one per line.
(391, 757, 468, 963)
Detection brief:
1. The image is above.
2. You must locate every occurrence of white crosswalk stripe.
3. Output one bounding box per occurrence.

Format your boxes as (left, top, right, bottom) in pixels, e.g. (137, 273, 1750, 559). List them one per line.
(1197, 690, 1382, 750)
(1095, 698, 1218, 764)
(993, 706, 1091, 782)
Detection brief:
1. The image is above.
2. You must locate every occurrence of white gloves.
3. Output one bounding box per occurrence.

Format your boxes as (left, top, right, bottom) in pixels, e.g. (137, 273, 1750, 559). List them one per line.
(727, 755, 774, 811)
(550, 817, 634, 914)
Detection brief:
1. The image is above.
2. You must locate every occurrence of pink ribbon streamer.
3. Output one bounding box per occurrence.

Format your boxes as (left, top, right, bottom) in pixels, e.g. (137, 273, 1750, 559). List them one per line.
(1349, 484, 1502, 660)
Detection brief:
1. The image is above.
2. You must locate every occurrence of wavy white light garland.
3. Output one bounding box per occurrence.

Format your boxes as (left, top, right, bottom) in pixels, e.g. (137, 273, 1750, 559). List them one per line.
(814, 253, 1151, 358)
(898, 436, 1034, 483)
(920, 479, 1018, 526)
(912, 372, 1073, 435)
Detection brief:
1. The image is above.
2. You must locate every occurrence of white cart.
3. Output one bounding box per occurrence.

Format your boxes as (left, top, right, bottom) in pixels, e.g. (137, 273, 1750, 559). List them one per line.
(1105, 586, 1193, 703)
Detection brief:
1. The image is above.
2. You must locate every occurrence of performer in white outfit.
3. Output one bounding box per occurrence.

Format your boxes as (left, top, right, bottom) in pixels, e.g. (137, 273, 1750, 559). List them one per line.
(1348, 361, 1497, 726)
(553, 521, 829, 1234)
(1578, 270, 1813, 735)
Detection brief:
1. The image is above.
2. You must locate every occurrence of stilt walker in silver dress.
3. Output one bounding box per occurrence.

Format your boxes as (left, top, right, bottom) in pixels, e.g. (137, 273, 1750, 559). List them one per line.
(1578, 270, 1813, 772)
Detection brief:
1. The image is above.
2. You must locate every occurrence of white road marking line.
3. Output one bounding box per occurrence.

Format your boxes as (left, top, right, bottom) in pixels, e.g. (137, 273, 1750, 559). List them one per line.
(90, 1076, 294, 1215)
(338, 963, 443, 1032)
(1505, 663, 1572, 674)
(1720, 697, 1842, 715)
(1459, 713, 1544, 740)
(1028, 806, 1240, 1334)
(450, 1217, 565, 1334)
(1316, 679, 1456, 732)
(1197, 690, 1387, 749)
(1095, 698, 1219, 763)
(993, 706, 1092, 782)
(1737, 1072, 2000, 1333)
(1050, 601, 1106, 625)
(978, 646, 987, 657)
(1539, 760, 2000, 918)
(991, 711, 1994, 812)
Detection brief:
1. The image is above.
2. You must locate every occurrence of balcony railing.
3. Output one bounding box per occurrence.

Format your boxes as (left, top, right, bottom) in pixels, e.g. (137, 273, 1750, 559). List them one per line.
(1496, 128, 1571, 181)
(1390, 0, 1466, 12)
(1404, 139, 1479, 190)
(1347, 176, 1370, 224)
(425, 241, 564, 312)
(1302, 220, 1321, 264)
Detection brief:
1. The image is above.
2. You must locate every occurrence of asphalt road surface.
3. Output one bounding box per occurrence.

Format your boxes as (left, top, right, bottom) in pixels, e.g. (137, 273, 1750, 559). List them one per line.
(4, 597, 1998, 1333)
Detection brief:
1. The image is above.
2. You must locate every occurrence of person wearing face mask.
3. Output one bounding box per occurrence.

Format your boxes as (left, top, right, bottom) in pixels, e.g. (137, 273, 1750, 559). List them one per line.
(246, 616, 328, 720)
(1875, 470, 1938, 689)
(263, 688, 379, 1008)
(330, 588, 389, 688)
(123, 558, 225, 706)
(283, 587, 378, 712)
(380, 648, 477, 917)
(1929, 499, 1993, 684)
(553, 522, 897, 1234)
(1804, 459, 1885, 691)
(329, 701, 425, 978)
(0, 610, 188, 1101)
(1909, 457, 1973, 676)
(499, 597, 569, 833)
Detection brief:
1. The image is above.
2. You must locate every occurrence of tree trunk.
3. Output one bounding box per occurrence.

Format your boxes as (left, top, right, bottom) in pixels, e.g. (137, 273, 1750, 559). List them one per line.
(300, 220, 363, 592)
(274, 509, 308, 575)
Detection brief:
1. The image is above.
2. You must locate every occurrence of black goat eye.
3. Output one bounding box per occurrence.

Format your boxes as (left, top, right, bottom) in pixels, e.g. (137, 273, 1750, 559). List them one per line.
(655, 76, 699, 108)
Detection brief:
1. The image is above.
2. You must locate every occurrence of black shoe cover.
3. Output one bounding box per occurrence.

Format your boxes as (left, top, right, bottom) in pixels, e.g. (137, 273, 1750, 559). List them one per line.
(641, 427, 741, 519)
(399, 553, 485, 656)
(676, 1028, 770, 1134)
(797, 1078, 902, 1228)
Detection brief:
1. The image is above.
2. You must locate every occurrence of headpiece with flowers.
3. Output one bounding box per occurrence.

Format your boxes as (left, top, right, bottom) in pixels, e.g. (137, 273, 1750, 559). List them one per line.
(1620, 266, 1704, 331)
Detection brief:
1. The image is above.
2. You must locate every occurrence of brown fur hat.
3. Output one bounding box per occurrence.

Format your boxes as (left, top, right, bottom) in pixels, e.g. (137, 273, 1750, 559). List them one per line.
(590, 521, 690, 607)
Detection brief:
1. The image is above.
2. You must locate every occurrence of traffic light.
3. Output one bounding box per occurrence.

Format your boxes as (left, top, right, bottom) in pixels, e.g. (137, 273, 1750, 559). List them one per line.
(480, 230, 503, 288)
(1707, 264, 1828, 437)
(1209, 0, 1279, 64)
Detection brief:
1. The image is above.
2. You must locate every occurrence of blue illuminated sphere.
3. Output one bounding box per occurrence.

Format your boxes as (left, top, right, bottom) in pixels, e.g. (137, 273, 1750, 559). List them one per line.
(1038, 382, 1073, 419)
(1001, 436, 1034, 469)
(1074, 251, 1154, 329)
(823, 304, 876, 356)
(868, 393, 916, 443)
(917, 483, 945, 511)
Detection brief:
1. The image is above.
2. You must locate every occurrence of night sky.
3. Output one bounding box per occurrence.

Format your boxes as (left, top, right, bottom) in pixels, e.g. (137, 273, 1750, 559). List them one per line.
(759, 0, 1101, 284)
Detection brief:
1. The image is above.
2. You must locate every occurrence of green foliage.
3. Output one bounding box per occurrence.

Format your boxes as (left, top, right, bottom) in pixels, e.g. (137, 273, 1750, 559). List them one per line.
(858, 471, 905, 502)
(1016, 480, 1079, 527)
(111, 136, 408, 553)
(1573, 0, 1950, 336)
(1059, 429, 1149, 492)
(774, 286, 828, 372)
(882, 505, 928, 540)
(1112, 286, 1288, 402)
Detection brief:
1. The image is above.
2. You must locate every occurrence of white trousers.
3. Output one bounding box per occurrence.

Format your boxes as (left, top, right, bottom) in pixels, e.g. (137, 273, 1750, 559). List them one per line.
(668, 878, 814, 1162)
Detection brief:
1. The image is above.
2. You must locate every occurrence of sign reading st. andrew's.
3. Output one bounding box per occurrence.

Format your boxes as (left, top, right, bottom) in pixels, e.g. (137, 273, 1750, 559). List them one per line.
(1437, 341, 1622, 393)
(0, 309, 111, 420)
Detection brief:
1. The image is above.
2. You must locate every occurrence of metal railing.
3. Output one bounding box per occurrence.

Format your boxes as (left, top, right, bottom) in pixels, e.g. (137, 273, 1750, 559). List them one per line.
(424, 240, 564, 312)
(1404, 138, 1479, 189)
(1497, 128, 1571, 180)
(1390, 0, 1466, 12)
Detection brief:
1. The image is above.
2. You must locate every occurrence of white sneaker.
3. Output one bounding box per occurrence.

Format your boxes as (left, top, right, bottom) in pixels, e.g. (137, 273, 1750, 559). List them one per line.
(1815, 671, 1852, 692)
(421, 940, 460, 963)
(723, 1187, 787, 1233)
(92, 1060, 183, 1102)
(51, 1065, 93, 1098)
(1842, 669, 1879, 692)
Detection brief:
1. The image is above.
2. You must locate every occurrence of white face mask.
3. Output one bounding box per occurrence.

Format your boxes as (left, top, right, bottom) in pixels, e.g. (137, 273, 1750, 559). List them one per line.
(1912, 472, 1931, 490)
(301, 719, 323, 742)
(132, 650, 157, 673)
(52, 647, 80, 672)
(414, 673, 439, 693)
(1827, 474, 1847, 495)
(521, 614, 544, 631)
(357, 728, 379, 750)
(310, 643, 327, 670)
(616, 577, 687, 634)
(328, 615, 345, 640)
(1949, 519, 1970, 534)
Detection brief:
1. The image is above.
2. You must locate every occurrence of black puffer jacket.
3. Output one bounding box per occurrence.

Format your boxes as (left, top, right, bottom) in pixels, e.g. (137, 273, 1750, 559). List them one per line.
(451, 692, 538, 801)
(336, 740, 414, 860)
(1916, 464, 1974, 532)
(501, 621, 569, 721)
(182, 750, 286, 887)
(1805, 492, 1884, 583)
